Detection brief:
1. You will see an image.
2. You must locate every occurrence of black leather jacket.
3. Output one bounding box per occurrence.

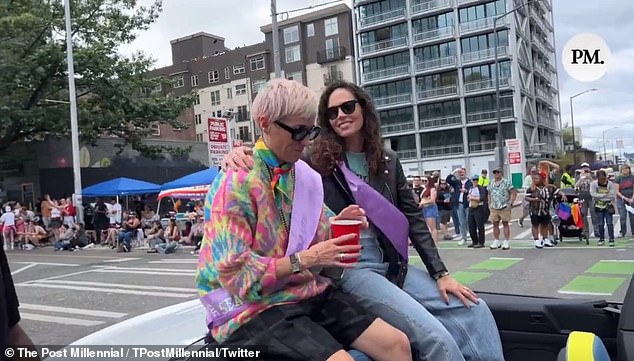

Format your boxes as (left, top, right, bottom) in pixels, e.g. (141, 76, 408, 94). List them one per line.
(312, 148, 448, 287)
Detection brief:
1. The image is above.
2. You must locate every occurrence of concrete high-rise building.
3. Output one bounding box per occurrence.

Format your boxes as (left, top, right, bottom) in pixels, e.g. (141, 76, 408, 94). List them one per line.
(352, 0, 561, 176)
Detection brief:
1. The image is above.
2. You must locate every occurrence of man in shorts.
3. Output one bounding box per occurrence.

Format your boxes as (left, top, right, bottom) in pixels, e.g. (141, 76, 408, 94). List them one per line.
(488, 167, 517, 249)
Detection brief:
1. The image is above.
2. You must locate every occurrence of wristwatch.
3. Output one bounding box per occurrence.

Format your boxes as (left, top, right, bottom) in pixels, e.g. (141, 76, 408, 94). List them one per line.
(432, 271, 450, 281)
(289, 254, 303, 274)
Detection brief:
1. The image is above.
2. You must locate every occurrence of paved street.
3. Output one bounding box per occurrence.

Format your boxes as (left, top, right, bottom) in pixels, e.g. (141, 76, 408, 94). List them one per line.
(5, 207, 634, 347)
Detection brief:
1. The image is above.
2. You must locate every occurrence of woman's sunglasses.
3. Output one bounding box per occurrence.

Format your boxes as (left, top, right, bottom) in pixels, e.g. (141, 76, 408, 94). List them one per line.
(274, 121, 321, 141)
(326, 99, 359, 120)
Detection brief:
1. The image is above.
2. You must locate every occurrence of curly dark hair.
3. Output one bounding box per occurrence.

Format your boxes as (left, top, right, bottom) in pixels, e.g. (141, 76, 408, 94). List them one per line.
(310, 81, 385, 176)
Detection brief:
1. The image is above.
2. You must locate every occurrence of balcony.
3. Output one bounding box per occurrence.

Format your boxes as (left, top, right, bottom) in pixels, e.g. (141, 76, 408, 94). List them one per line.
(374, 93, 412, 108)
(419, 114, 462, 130)
(359, 8, 406, 29)
(466, 108, 514, 123)
(469, 140, 497, 153)
(417, 85, 459, 100)
(536, 88, 552, 104)
(461, 46, 509, 64)
(362, 64, 410, 83)
(317, 46, 347, 64)
(421, 144, 464, 158)
(381, 121, 415, 135)
(459, 17, 507, 34)
(412, 26, 455, 44)
(410, 0, 453, 17)
(463, 77, 511, 93)
(396, 149, 418, 160)
(415, 55, 456, 73)
(533, 62, 548, 77)
(360, 37, 408, 56)
(323, 70, 344, 86)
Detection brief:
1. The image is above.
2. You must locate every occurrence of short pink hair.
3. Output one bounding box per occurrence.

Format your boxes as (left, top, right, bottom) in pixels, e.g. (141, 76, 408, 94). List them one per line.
(251, 78, 317, 125)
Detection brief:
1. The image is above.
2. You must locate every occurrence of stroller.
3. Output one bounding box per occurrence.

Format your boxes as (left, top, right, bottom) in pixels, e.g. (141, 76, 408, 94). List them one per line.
(552, 188, 589, 245)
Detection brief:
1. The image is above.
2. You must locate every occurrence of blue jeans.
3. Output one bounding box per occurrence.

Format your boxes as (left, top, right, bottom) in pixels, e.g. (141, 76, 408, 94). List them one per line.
(596, 208, 614, 241)
(451, 204, 461, 236)
(617, 197, 634, 236)
(457, 205, 469, 240)
(340, 236, 504, 361)
(118, 231, 134, 249)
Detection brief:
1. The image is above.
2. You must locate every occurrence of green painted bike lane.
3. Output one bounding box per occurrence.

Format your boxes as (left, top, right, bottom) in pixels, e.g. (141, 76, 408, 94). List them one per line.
(559, 260, 634, 296)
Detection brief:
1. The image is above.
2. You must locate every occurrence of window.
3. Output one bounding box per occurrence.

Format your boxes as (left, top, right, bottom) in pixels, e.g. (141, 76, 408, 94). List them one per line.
(360, 23, 408, 46)
(283, 25, 299, 44)
(196, 133, 204, 142)
(208, 70, 219, 83)
(459, 0, 506, 23)
(172, 76, 184, 88)
(362, 51, 410, 74)
(193, 93, 200, 105)
(194, 114, 202, 125)
(150, 123, 160, 136)
(224, 67, 231, 79)
(306, 23, 315, 37)
(210, 90, 221, 106)
(233, 64, 245, 75)
(325, 38, 340, 59)
(191, 75, 199, 87)
(226, 88, 232, 99)
(235, 84, 247, 95)
(461, 30, 508, 54)
(285, 45, 301, 63)
(238, 126, 251, 142)
(153, 83, 162, 93)
(286, 71, 303, 84)
(418, 100, 462, 120)
(414, 41, 457, 62)
(412, 12, 454, 33)
(325, 17, 338, 36)
(252, 79, 267, 94)
(236, 105, 249, 122)
(365, 79, 411, 99)
(378, 107, 414, 128)
(250, 56, 265, 71)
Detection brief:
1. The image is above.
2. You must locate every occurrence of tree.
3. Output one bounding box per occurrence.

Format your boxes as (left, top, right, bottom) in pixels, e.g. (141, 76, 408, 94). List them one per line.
(0, 0, 193, 157)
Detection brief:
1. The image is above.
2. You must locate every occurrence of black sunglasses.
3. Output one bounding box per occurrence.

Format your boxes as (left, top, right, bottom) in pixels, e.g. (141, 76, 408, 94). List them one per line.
(274, 121, 321, 141)
(326, 99, 359, 120)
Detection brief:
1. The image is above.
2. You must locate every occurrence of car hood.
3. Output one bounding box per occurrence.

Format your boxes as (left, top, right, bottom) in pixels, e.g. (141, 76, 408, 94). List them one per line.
(71, 299, 207, 346)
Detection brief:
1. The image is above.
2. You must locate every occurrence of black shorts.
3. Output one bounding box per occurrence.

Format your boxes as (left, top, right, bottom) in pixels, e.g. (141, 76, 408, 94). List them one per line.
(222, 287, 376, 361)
(439, 210, 452, 224)
(530, 213, 551, 226)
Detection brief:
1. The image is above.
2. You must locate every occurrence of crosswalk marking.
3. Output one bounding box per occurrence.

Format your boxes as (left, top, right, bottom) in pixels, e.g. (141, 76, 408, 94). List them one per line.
(92, 265, 194, 273)
(33, 280, 195, 293)
(16, 283, 196, 298)
(20, 312, 106, 327)
(102, 258, 142, 263)
(11, 264, 37, 276)
(92, 269, 195, 276)
(19, 303, 127, 319)
(148, 259, 198, 264)
(13, 262, 79, 267)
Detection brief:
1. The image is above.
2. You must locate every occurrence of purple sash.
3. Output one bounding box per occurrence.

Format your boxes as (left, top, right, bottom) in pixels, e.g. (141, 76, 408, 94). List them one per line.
(201, 159, 324, 328)
(339, 163, 410, 262)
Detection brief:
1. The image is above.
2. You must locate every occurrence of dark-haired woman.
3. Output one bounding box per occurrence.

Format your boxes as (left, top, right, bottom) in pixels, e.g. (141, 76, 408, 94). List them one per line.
(223, 81, 503, 361)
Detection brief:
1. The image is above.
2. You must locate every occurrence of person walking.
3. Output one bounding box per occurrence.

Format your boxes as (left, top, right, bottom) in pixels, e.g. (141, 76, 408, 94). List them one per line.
(591, 169, 618, 246)
(488, 167, 517, 250)
(615, 164, 634, 237)
(418, 177, 439, 245)
(525, 173, 557, 248)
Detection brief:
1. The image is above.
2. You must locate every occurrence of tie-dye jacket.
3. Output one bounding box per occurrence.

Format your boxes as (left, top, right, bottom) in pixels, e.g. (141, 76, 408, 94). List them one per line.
(196, 147, 332, 343)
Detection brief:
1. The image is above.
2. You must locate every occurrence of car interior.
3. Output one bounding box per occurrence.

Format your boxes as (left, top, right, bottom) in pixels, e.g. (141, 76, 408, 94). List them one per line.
(175, 276, 634, 361)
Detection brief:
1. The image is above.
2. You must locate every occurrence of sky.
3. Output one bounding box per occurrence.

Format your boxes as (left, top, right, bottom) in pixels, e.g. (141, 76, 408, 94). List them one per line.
(122, 0, 634, 156)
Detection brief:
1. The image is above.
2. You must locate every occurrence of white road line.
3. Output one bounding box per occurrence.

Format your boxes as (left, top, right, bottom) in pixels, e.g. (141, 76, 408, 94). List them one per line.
(558, 290, 613, 296)
(597, 260, 634, 263)
(92, 266, 193, 273)
(33, 280, 195, 293)
(15, 283, 195, 298)
(490, 257, 524, 260)
(102, 258, 142, 263)
(148, 259, 198, 264)
(13, 262, 79, 267)
(515, 228, 534, 240)
(20, 312, 105, 326)
(10, 263, 37, 276)
(19, 303, 126, 319)
(92, 269, 195, 276)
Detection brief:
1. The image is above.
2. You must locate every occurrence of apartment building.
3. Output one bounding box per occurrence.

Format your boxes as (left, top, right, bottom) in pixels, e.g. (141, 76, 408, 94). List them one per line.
(353, 0, 561, 175)
(150, 4, 355, 146)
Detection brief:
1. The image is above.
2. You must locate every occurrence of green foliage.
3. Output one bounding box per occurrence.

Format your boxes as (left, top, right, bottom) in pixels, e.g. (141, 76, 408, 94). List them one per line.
(0, 0, 193, 156)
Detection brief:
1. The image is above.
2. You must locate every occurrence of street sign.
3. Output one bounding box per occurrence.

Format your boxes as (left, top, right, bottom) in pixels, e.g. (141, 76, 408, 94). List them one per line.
(505, 139, 522, 165)
(207, 117, 231, 167)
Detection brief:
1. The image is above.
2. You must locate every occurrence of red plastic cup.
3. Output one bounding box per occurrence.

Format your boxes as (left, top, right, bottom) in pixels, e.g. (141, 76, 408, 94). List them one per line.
(330, 219, 362, 263)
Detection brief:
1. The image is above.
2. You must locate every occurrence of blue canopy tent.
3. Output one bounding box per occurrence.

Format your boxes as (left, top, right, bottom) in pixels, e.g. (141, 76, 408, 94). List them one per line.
(160, 168, 219, 190)
(82, 177, 161, 197)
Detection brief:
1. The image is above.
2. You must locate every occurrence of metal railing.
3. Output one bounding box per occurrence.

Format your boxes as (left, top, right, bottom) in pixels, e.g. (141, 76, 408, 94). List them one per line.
(461, 46, 508, 63)
(359, 8, 406, 28)
(373, 93, 412, 107)
(360, 36, 408, 56)
(396, 149, 418, 160)
(363, 64, 410, 83)
(381, 121, 415, 134)
(469, 140, 497, 153)
(419, 114, 462, 129)
(417, 85, 458, 100)
(466, 108, 513, 123)
(459, 16, 506, 34)
(410, 0, 453, 16)
(421, 144, 464, 157)
(415, 55, 456, 73)
(412, 26, 454, 44)
(463, 77, 511, 93)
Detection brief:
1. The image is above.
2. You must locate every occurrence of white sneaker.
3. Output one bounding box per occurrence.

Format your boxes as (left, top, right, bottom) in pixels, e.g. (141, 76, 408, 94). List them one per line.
(534, 239, 544, 249)
(458, 239, 466, 246)
(544, 239, 554, 247)
(502, 240, 510, 250)
(489, 240, 501, 249)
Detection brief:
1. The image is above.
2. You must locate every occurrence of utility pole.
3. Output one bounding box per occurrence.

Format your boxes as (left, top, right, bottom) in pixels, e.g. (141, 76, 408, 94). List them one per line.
(271, 0, 282, 78)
